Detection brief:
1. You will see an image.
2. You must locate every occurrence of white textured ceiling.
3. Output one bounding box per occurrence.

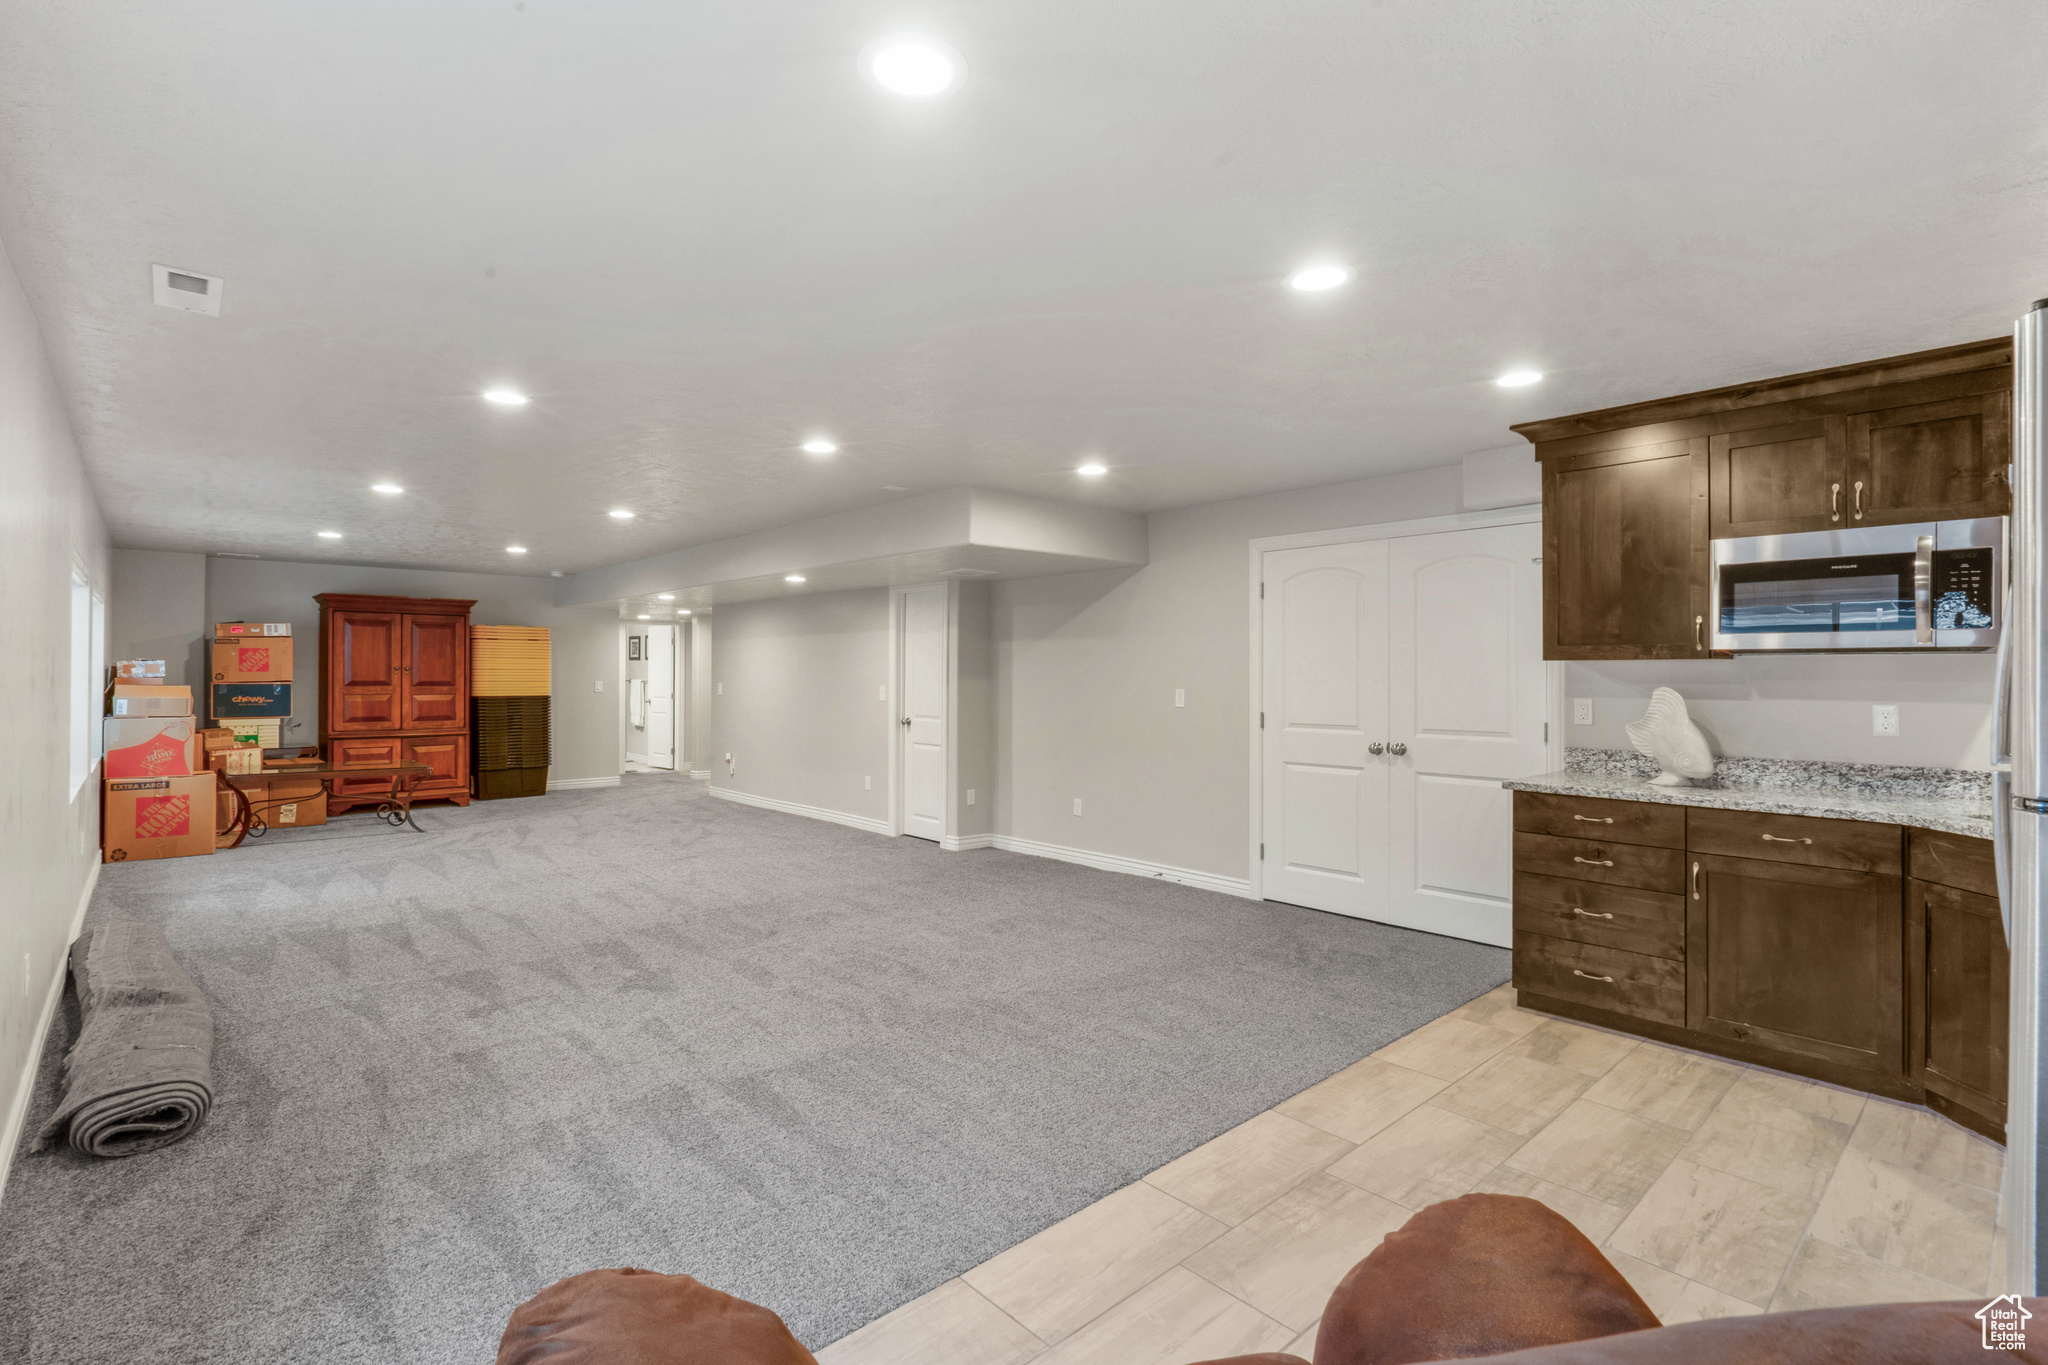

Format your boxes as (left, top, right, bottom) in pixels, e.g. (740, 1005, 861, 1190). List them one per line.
(2, 1, 2044, 575)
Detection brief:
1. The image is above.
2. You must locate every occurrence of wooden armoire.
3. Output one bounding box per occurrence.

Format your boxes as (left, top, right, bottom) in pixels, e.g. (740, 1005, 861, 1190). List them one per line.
(315, 594, 474, 812)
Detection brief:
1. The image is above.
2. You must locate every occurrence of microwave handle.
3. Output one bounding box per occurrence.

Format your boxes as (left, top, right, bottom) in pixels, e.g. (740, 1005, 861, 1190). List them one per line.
(1914, 534, 1934, 644)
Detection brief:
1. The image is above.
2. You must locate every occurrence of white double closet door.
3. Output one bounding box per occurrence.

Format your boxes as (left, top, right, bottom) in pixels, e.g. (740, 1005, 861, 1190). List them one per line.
(1260, 520, 1546, 947)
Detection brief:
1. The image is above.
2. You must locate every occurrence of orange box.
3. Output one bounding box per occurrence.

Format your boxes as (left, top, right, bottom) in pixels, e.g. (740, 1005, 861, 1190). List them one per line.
(210, 638, 293, 684)
(104, 775, 214, 863)
(104, 716, 200, 778)
(107, 684, 194, 718)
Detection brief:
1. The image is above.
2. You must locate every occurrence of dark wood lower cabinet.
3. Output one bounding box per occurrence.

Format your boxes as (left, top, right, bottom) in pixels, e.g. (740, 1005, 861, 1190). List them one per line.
(1687, 854, 1903, 1080)
(1511, 792, 2006, 1140)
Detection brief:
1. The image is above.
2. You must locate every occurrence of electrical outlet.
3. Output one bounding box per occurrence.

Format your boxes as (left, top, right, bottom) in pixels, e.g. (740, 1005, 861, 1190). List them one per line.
(1073, 798, 1083, 816)
(1873, 704, 1899, 737)
(1174, 688, 1185, 708)
(966, 788, 975, 806)
(1573, 697, 1594, 726)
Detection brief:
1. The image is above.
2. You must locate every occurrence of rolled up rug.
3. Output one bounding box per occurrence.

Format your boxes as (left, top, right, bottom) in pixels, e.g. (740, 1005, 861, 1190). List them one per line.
(34, 920, 215, 1158)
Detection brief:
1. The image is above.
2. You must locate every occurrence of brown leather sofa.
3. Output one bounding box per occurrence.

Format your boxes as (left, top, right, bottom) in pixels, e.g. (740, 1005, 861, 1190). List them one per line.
(497, 1194, 2039, 1364)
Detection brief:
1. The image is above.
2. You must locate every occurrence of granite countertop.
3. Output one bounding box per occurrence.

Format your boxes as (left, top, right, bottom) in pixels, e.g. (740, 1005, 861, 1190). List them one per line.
(1503, 750, 1994, 840)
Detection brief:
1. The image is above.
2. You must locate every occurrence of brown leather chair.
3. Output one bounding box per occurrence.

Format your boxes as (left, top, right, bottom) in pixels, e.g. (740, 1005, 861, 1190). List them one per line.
(497, 1267, 818, 1365)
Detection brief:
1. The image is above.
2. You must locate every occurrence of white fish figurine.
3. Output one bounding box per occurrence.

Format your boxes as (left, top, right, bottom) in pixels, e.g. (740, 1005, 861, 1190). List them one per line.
(1624, 687, 1715, 787)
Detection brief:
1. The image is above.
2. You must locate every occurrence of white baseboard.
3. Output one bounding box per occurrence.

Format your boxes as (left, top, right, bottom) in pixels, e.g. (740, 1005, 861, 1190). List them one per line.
(0, 860, 100, 1210)
(991, 834, 1255, 899)
(546, 776, 623, 791)
(688, 769, 711, 780)
(708, 785, 891, 836)
(941, 833, 996, 852)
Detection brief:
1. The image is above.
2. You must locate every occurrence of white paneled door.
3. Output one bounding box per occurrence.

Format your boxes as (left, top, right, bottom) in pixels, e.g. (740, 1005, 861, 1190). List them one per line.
(1385, 522, 1546, 946)
(899, 585, 948, 841)
(1261, 540, 1391, 920)
(1261, 520, 1544, 946)
(645, 624, 676, 770)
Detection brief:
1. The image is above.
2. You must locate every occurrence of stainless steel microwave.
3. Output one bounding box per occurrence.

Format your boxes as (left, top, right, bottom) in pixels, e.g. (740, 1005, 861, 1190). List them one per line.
(1708, 518, 2003, 652)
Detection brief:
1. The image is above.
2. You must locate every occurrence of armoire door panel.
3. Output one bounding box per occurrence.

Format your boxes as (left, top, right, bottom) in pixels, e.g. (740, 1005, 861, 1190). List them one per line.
(329, 611, 401, 732)
(401, 732, 470, 798)
(402, 614, 468, 731)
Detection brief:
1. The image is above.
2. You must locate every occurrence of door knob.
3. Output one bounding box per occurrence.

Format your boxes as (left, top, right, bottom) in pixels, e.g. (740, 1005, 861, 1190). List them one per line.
(1388, 742, 1407, 756)
(1367, 742, 1385, 755)
(900, 717, 912, 727)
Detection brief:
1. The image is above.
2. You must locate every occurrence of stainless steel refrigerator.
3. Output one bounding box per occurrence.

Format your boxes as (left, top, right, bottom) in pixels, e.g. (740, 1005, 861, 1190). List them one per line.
(1999, 299, 2048, 1293)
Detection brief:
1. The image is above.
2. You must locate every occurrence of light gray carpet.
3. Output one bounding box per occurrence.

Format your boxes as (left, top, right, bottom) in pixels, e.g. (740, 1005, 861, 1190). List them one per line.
(0, 773, 1507, 1363)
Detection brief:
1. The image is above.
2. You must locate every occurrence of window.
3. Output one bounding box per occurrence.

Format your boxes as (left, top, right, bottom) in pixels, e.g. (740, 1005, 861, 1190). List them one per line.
(69, 572, 91, 796)
(90, 588, 106, 764)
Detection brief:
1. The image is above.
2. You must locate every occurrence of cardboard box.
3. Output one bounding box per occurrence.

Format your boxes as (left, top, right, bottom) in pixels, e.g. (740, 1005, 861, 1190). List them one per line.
(200, 727, 239, 751)
(224, 717, 282, 749)
(108, 684, 194, 718)
(210, 638, 293, 684)
(210, 745, 266, 775)
(211, 683, 291, 718)
(115, 659, 167, 680)
(215, 622, 291, 639)
(104, 716, 200, 778)
(219, 776, 328, 833)
(104, 775, 214, 863)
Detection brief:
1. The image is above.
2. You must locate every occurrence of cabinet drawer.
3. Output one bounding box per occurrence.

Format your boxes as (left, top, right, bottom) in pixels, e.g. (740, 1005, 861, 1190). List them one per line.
(1513, 831, 1686, 894)
(1513, 871, 1685, 960)
(1685, 807, 1901, 875)
(1514, 791, 1685, 849)
(1513, 931, 1684, 1026)
(1910, 827, 1996, 899)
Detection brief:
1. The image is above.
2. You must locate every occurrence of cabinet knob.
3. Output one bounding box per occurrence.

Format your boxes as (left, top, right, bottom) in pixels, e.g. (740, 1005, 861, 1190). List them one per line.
(1572, 856, 1615, 867)
(1571, 969, 1616, 984)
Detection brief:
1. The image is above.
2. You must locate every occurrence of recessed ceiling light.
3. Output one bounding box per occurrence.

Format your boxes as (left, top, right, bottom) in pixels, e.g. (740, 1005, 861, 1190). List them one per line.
(882, 485, 907, 491)
(785, 574, 806, 584)
(506, 545, 528, 554)
(657, 593, 675, 600)
(1287, 264, 1351, 293)
(1076, 462, 1109, 477)
(678, 609, 692, 616)
(1495, 369, 1544, 388)
(609, 509, 635, 519)
(371, 483, 404, 495)
(861, 36, 964, 98)
(317, 530, 343, 539)
(801, 437, 838, 455)
(482, 387, 529, 406)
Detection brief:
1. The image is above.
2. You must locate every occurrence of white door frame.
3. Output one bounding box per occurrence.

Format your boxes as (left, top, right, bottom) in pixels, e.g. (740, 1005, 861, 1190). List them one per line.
(888, 582, 952, 839)
(1248, 506, 1557, 904)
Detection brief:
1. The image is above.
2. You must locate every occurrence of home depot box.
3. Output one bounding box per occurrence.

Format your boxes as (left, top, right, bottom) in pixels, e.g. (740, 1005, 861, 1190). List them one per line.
(107, 683, 194, 717)
(114, 659, 167, 680)
(214, 622, 291, 639)
(104, 716, 200, 778)
(103, 775, 214, 863)
(211, 683, 291, 718)
(210, 637, 293, 684)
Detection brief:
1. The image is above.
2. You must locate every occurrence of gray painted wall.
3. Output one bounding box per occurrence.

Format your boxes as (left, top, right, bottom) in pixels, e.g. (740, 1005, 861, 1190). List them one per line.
(710, 588, 890, 822)
(200, 556, 622, 782)
(952, 581, 995, 843)
(110, 549, 207, 689)
(0, 236, 111, 1177)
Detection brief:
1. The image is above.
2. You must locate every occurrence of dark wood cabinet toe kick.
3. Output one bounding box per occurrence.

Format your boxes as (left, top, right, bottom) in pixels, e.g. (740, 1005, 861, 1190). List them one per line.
(1511, 790, 2005, 1143)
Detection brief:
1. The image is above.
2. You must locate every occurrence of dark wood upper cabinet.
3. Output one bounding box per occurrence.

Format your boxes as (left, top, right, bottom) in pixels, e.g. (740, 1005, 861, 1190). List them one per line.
(327, 610, 402, 733)
(401, 613, 469, 731)
(1518, 339, 2011, 660)
(1542, 438, 1709, 660)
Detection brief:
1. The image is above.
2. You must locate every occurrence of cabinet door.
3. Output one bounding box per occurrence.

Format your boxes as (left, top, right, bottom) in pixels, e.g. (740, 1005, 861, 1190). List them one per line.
(330, 735, 402, 798)
(401, 732, 469, 798)
(1844, 391, 2011, 526)
(1543, 438, 1709, 660)
(401, 613, 468, 731)
(1709, 417, 1846, 539)
(1907, 878, 2008, 1138)
(328, 611, 403, 732)
(1687, 853, 1903, 1079)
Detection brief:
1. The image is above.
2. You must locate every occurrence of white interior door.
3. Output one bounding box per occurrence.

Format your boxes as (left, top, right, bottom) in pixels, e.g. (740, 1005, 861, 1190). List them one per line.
(899, 585, 948, 841)
(646, 625, 675, 770)
(1260, 540, 1390, 919)
(1384, 522, 1546, 946)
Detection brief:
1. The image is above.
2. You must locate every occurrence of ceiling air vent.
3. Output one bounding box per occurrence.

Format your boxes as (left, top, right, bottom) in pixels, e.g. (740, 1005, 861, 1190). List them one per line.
(152, 264, 223, 316)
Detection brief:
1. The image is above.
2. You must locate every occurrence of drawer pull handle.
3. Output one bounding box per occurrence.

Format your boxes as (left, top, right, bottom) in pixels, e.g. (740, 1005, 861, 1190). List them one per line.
(1691, 860, 1701, 900)
(1572, 815, 1614, 824)
(1572, 969, 1616, 984)
(1759, 834, 1814, 845)
(1572, 856, 1614, 867)
(1571, 908, 1615, 919)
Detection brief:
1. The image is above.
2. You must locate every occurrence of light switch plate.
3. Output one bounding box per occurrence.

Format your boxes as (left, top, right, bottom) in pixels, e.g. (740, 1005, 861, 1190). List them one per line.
(594, 679, 603, 693)
(966, 788, 975, 806)
(1573, 698, 1593, 725)
(1174, 688, 1185, 708)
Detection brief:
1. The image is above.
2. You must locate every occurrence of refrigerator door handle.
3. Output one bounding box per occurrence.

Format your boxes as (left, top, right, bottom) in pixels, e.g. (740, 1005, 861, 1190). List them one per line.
(1913, 534, 1935, 644)
(1994, 614, 2015, 938)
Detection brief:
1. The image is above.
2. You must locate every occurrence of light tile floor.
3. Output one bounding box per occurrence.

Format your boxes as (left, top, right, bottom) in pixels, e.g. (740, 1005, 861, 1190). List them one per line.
(818, 986, 2006, 1365)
